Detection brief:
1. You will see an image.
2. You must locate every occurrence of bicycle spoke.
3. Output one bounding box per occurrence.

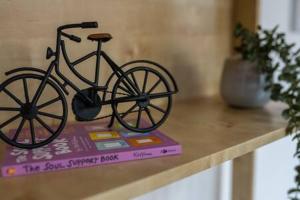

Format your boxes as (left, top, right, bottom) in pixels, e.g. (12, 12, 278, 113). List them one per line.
(37, 97, 61, 109)
(12, 118, 25, 142)
(3, 88, 23, 106)
(147, 79, 161, 94)
(0, 107, 21, 111)
(148, 92, 171, 100)
(35, 116, 55, 134)
(38, 111, 63, 120)
(149, 103, 166, 113)
(29, 119, 35, 144)
(130, 72, 140, 93)
(142, 70, 149, 93)
(121, 78, 139, 95)
(118, 85, 134, 96)
(23, 78, 29, 103)
(31, 79, 48, 106)
(0, 113, 21, 129)
(145, 107, 155, 126)
(113, 95, 142, 104)
(136, 107, 142, 128)
(115, 91, 131, 96)
(121, 103, 138, 119)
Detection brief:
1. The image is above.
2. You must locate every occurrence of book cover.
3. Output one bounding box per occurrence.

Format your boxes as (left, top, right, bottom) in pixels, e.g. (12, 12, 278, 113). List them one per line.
(1, 120, 181, 177)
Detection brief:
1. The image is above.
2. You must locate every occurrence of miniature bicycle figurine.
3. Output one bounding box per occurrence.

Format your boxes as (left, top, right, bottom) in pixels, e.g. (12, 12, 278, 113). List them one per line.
(0, 22, 178, 149)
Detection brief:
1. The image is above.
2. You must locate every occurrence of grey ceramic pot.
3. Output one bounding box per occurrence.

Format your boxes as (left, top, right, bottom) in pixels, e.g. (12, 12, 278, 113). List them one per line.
(220, 56, 270, 108)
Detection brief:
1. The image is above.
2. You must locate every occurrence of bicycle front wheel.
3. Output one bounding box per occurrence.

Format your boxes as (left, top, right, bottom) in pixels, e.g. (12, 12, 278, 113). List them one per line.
(0, 74, 67, 149)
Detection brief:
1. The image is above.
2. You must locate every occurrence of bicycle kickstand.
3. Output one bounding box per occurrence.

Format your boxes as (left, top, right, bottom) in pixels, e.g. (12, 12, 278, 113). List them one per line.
(108, 114, 115, 128)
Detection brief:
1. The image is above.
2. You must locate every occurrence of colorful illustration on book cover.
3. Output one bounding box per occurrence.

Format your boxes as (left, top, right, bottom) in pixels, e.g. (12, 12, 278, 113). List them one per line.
(0, 21, 178, 149)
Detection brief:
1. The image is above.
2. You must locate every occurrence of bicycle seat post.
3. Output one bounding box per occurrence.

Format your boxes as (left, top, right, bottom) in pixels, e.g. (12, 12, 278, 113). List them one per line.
(94, 40, 102, 86)
(87, 32, 112, 88)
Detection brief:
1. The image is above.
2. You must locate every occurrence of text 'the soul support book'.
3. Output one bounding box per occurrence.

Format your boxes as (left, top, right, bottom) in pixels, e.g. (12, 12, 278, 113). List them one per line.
(1, 120, 182, 177)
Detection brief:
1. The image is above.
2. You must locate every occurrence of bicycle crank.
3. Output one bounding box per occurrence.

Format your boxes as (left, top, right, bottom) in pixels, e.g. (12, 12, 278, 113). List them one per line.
(72, 87, 102, 121)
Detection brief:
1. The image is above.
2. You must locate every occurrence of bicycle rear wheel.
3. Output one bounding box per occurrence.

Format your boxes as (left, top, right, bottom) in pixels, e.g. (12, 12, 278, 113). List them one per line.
(112, 67, 172, 132)
(0, 74, 67, 149)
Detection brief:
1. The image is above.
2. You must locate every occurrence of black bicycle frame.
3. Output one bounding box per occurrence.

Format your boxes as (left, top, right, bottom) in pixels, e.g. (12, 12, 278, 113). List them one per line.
(31, 27, 141, 107)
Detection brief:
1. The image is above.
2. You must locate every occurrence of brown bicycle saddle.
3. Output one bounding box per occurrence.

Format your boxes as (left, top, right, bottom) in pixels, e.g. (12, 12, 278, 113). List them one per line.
(87, 33, 112, 42)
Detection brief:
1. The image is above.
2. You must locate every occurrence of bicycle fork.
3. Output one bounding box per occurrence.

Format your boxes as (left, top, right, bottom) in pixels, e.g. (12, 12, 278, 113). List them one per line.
(31, 61, 57, 106)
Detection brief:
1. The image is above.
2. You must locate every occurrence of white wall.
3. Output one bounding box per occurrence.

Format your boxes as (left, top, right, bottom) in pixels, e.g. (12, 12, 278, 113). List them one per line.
(254, 136, 296, 200)
(134, 166, 222, 200)
(134, 161, 232, 200)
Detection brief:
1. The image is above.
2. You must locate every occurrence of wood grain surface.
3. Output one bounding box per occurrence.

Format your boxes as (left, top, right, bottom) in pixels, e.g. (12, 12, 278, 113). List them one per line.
(0, 97, 287, 200)
(0, 0, 233, 103)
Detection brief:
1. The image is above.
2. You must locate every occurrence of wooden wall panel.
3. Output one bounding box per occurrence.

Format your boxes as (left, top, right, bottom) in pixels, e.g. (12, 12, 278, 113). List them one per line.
(0, 0, 233, 123)
(232, 0, 258, 31)
(231, 0, 258, 51)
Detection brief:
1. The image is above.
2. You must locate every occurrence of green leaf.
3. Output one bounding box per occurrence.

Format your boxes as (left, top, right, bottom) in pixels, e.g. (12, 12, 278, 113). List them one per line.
(286, 123, 295, 134)
(257, 25, 262, 30)
(296, 96, 300, 104)
(234, 23, 243, 37)
(282, 109, 292, 120)
(289, 197, 300, 200)
(294, 48, 300, 56)
(295, 175, 300, 183)
(296, 57, 300, 65)
(294, 151, 300, 157)
(288, 188, 300, 194)
(270, 84, 283, 100)
(295, 143, 300, 155)
(279, 72, 297, 82)
(271, 83, 283, 93)
(292, 134, 300, 141)
(295, 165, 300, 173)
(292, 105, 300, 111)
(271, 25, 279, 34)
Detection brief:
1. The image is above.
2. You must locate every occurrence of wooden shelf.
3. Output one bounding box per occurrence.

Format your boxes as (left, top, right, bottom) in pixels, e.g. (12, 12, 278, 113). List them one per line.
(0, 97, 286, 200)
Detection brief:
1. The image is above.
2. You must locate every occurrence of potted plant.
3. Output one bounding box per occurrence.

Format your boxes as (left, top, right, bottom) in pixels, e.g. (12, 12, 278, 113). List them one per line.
(224, 23, 300, 199)
(220, 54, 270, 108)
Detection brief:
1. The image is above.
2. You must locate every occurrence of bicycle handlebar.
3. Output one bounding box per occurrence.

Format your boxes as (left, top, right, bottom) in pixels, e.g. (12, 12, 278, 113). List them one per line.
(69, 35, 81, 43)
(81, 22, 98, 29)
(59, 21, 98, 43)
(58, 21, 98, 31)
(61, 32, 81, 43)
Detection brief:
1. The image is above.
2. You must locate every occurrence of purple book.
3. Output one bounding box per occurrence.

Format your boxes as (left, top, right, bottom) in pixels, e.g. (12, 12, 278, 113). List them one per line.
(1, 120, 181, 177)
